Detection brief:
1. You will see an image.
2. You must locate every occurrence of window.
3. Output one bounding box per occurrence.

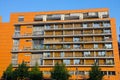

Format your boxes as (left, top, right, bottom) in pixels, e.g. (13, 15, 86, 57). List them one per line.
(63, 60, 70, 65)
(102, 71, 107, 75)
(74, 44, 80, 49)
(69, 71, 74, 75)
(31, 53, 43, 66)
(105, 44, 112, 49)
(88, 12, 97, 16)
(64, 44, 71, 49)
(34, 15, 43, 21)
(94, 59, 99, 64)
(93, 22, 100, 27)
(60, 52, 64, 57)
(44, 52, 50, 57)
(14, 32, 20, 36)
(84, 51, 90, 57)
(12, 54, 18, 60)
(12, 60, 18, 66)
(33, 25, 44, 35)
(13, 39, 19, 46)
(104, 29, 111, 33)
(94, 44, 98, 49)
(103, 22, 110, 27)
(104, 36, 111, 41)
(106, 59, 114, 65)
(73, 37, 80, 42)
(12, 47, 18, 51)
(33, 39, 44, 49)
(108, 71, 116, 75)
(74, 59, 80, 65)
(18, 16, 24, 22)
(98, 51, 105, 56)
(46, 44, 50, 49)
(15, 26, 20, 31)
(45, 25, 51, 29)
(83, 23, 88, 28)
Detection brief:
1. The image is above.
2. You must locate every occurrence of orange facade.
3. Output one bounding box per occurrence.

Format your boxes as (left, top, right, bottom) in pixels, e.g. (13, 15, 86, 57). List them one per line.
(0, 8, 120, 80)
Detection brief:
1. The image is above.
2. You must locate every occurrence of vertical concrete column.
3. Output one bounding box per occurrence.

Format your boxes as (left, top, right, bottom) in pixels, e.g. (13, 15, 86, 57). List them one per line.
(61, 14, 65, 20)
(43, 15, 47, 21)
(79, 13, 83, 19)
(98, 12, 103, 18)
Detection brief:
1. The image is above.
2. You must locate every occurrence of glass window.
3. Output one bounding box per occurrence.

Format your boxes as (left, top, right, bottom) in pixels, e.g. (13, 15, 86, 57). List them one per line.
(108, 71, 116, 75)
(104, 29, 111, 33)
(13, 39, 19, 46)
(94, 44, 98, 49)
(69, 71, 74, 75)
(31, 53, 43, 66)
(63, 60, 70, 65)
(33, 39, 44, 49)
(74, 44, 80, 49)
(105, 44, 112, 49)
(106, 59, 114, 65)
(60, 52, 64, 57)
(102, 71, 107, 75)
(98, 51, 105, 56)
(88, 12, 97, 16)
(93, 22, 100, 27)
(34, 15, 43, 21)
(83, 23, 88, 28)
(74, 59, 80, 65)
(12, 54, 18, 60)
(46, 44, 50, 49)
(103, 22, 110, 27)
(44, 52, 50, 57)
(18, 16, 24, 22)
(73, 37, 80, 42)
(84, 51, 90, 57)
(14, 32, 20, 36)
(64, 44, 71, 49)
(104, 36, 111, 41)
(12, 60, 18, 66)
(45, 25, 51, 29)
(15, 26, 20, 31)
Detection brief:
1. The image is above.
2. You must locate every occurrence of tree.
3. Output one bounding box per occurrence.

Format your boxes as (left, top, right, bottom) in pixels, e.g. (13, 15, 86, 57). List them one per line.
(51, 63, 70, 80)
(12, 61, 29, 80)
(29, 62, 43, 80)
(87, 63, 104, 80)
(2, 64, 13, 80)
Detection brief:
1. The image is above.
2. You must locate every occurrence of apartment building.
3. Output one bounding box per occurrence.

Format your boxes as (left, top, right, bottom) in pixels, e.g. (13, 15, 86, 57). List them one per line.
(0, 8, 120, 80)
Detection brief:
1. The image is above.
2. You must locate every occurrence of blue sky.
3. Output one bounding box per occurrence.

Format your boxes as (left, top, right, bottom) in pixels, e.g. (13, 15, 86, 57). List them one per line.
(0, 0, 120, 39)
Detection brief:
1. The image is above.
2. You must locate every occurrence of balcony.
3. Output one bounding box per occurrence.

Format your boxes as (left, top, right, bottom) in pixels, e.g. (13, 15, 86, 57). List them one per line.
(11, 47, 113, 53)
(102, 14, 109, 18)
(34, 15, 43, 21)
(64, 14, 79, 20)
(83, 12, 99, 19)
(47, 14, 61, 21)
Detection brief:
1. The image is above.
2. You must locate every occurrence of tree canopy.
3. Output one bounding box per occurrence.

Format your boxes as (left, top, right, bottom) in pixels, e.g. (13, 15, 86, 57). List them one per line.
(51, 62, 70, 80)
(87, 63, 104, 80)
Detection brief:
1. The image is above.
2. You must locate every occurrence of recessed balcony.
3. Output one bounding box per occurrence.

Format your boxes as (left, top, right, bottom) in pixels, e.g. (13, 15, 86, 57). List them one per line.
(47, 15, 61, 21)
(64, 15, 80, 20)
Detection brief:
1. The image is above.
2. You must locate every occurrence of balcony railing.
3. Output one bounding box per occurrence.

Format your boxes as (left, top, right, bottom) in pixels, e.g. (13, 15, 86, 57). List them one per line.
(64, 15, 79, 20)
(34, 16, 43, 21)
(47, 15, 61, 21)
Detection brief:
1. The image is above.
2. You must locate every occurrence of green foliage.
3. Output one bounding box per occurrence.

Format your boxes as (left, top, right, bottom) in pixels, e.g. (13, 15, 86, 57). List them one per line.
(2, 64, 13, 80)
(51, 62, 70, 80)
(87, 63, 104, 80)
(29, 62, 43, 80)
(12, 61, 29, 80)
